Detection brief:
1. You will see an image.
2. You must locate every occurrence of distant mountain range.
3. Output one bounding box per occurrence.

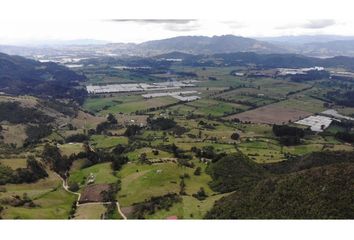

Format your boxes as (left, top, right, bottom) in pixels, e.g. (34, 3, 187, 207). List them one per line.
(135, 35, 286, 55)
(258, 35, 354, 57)
(154, 51, 354, 70)
(256, 35, 354, 44)
(2, 34, 354, 58)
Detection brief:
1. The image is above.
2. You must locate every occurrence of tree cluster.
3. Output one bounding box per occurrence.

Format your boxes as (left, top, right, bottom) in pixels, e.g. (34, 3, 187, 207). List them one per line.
(272, 124, 305, 146)
(0, 102, 53, 124)
(148, 117, 176, 130)
(0, 156, 48, 185)
(132, 193, 182, 219)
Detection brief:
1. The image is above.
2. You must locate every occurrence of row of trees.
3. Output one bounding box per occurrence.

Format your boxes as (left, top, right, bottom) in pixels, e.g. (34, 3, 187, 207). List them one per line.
(191, 145, 227, 162)
(132, 193, 182, 219)
(24, 124, 52, 146)
(326, 90, 354, 108)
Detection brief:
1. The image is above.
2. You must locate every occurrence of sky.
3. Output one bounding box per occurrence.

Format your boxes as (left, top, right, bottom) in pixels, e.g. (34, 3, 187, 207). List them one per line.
(1, 0, 354, 45)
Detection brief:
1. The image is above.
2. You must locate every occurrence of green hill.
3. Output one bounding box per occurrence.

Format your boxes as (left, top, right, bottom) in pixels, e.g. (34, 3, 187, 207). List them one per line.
(206, 163, 354, 219)
(0, 52, 86, 102)
(207, 153, 267, 193)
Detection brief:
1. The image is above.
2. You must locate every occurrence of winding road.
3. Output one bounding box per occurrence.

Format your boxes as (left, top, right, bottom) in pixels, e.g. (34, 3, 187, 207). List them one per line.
(55, 172, 127, 219)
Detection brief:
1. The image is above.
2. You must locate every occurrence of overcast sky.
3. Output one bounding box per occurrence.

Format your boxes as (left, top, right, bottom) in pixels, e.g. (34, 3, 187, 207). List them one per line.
(1, 0, 354, 45)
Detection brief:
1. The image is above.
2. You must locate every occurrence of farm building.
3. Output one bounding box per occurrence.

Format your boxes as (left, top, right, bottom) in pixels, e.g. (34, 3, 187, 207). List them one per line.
(86, 80, 197, 94)
(142, 90, 200, 102)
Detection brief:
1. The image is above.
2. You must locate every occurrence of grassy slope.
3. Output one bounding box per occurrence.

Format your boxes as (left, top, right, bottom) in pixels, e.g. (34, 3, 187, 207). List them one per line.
(0, 171, 75, 219)
(68, 162, 119, 187)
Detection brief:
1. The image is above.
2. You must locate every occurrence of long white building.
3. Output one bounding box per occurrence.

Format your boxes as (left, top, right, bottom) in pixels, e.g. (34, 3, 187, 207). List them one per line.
(86, 80, 197, 94)
(142, 90, 200, 102)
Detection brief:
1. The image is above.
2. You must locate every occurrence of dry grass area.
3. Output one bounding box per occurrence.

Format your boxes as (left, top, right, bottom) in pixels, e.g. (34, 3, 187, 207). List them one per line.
(1, 124, 27, 147)
(70, 110, 105, 129)
(226, 105, 311, 124)
(74, 204, 106, 219)
(0, 158, 27, 169)
(116, 113, 148, 126)
(0, 95, 38, 108)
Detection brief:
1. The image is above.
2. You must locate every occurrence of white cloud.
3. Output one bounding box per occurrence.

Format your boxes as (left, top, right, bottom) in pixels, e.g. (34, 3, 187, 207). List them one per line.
(303, 19, 336, 29)
(1, 0, 354, 44)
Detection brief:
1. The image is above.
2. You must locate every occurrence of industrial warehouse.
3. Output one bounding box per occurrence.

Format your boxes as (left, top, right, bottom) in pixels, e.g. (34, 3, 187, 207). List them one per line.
(86, 80, 197, 94)
(142, 90, 201, 102)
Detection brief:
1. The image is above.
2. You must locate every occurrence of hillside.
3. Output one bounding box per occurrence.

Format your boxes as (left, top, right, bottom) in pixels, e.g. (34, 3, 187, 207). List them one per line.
(0, 52, 86, 102)
(137, 35, 286, 55)
(263, 151, 354, 174)
(169, 51, 354, 70)
(206, 163, 354, 219)
(0, 95, 104, 147)
(297, 40, 354, 57)
(206, 153, 267, 193)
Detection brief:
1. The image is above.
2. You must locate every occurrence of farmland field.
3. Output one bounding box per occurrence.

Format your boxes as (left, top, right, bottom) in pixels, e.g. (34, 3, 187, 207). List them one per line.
(68, 162, 119, 188)
(74, 204, 106, 219)
(185, 98, 249, 117)
(226, 104, 311, 124)
(274, 96, 326, 113)
(0, 158, 27, 169)
(90, 135, 128, 149)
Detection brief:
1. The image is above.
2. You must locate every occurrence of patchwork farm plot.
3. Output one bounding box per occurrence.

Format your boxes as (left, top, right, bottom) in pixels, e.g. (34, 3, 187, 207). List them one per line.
(226, 104, 311, 124)
(184, 98, 249, 117)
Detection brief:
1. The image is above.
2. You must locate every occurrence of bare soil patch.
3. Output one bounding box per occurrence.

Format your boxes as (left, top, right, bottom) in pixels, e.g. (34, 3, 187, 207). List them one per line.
(226, 105, 311, 124)
(79, 184, 110, 203)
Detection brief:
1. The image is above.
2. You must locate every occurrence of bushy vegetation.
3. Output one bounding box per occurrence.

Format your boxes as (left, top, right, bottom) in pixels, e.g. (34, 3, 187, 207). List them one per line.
(326, 90, 354, 108)
(148, 117, 176, 130)
(335, 131, 354, 143)
(0, 102, 53, 124)
(95, 114, 119, 134)
(132, 193, 182, 219)
(263, 151, 354, 174)
(205, 150, 354, 219)
(39, 99, 78, 117)
(289, 70, 330, 82)
(206, 163, 354, 219)
(42, 143, 71, 176)
(192, 146, 226, 161)
(111, 155, 129, 171)
(24, 124, 52, 146)
(192, 187, 208, 200)
(124, 125, 142, 137)
(0, 156, 48, 185)
(230, 132, 240, 140)
(207, 153, 266, 193)
(65, 133, 89, 143)
(273, 124, 305, 137)
(273, 124, 305, 146)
